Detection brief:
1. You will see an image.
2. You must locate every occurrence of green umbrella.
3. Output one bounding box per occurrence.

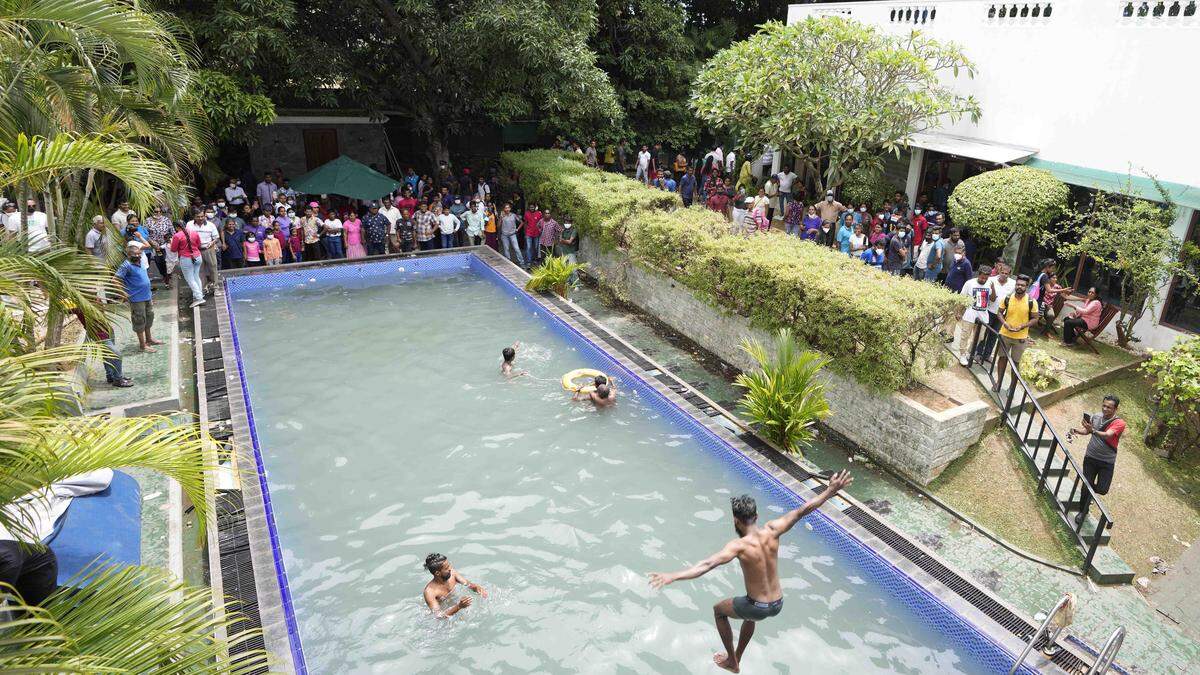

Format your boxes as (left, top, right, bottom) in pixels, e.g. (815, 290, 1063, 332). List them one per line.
(288, 155, 400, 200)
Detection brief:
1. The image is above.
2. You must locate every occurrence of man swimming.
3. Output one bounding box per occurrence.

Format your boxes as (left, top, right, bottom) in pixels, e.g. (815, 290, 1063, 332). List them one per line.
(422, 552, 487, 619)
(573, 374, 616, 408)
(649, 470, 854, 673)
(500, 341, 525, 378)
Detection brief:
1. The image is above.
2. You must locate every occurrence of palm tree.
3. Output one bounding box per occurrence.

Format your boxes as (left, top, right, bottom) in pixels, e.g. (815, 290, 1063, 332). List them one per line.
(735, 328, 831, 455)
(0, 329, 268, 671)
(1, 3, 266, 669)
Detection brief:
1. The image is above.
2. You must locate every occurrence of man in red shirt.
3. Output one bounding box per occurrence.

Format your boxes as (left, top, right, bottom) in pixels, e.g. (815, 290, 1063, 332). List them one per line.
(911, 207, 929, 242)
(1069, 394, 1125, 526)
(706, 180, 731, 220)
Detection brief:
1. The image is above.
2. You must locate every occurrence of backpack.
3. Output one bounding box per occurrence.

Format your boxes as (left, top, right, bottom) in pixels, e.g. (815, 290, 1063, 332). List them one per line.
(1001, 295, 1035, 317)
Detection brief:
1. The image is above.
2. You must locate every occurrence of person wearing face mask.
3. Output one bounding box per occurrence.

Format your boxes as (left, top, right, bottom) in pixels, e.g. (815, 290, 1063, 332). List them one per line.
(939, 228, 965, 284)
(22, 200, 51, 252)
(274, 206, 294, 263)
(883, 222, 910, 275)
(224, 178, 248, 207)
(911, 207, 928, 242)
(193, 210, 221, 290)
(944, 242, 974, 293)
(861, 240, 886, 269)
(814, 217, 836, 248)
(814, 190, 844, 224)
(854, 203, 869, 226)
(836, 213, 856, 255)
(914, 227, 942, 282)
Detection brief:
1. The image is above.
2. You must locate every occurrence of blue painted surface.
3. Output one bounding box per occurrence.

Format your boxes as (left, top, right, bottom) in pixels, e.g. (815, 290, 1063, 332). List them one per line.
(224, 253, 1038, 674)
(45, 469, 141, 585)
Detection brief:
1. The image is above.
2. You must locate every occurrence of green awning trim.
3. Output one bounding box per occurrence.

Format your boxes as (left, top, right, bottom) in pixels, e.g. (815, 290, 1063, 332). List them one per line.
(1023, 158, 1200, 211)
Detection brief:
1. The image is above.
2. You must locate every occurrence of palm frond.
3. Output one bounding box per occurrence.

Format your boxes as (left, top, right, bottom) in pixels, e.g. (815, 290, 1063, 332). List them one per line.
(735, 328, 831, 454)
(525, 255, 586, 298)
(0, 414, 214, 543)
(0, 566, 268, 674)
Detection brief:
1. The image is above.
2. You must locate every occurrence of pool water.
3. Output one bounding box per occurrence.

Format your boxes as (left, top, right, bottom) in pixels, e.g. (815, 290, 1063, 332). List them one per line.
(229, 262, 999, 674)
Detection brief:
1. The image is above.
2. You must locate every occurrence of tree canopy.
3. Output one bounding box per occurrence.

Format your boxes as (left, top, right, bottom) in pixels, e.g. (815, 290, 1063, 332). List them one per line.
(691, 17, 980, 195)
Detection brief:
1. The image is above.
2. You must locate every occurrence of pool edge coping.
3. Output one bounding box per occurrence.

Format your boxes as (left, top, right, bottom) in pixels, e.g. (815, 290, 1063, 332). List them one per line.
(213, 246, 1094, 675)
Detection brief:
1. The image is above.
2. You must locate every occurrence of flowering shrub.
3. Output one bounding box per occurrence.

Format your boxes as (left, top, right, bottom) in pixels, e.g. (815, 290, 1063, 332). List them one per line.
(502, 150, 967, 390)
(1018, 349, 1064, 390)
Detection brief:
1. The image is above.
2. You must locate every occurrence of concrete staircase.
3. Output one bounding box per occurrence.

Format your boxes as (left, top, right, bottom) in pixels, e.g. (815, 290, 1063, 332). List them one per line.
(965, 361, 1134, 585)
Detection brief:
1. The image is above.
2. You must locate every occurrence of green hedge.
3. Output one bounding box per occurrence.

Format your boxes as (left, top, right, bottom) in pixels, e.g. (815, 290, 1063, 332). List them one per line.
(502, 150, 967, 391)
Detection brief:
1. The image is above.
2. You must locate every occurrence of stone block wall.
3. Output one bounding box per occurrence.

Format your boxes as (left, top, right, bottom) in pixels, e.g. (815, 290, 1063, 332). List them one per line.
(579, 238, 989, 484)
(249, 122, 389, 181)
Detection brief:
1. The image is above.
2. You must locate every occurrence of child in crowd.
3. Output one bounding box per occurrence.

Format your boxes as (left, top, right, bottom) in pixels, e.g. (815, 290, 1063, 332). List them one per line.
(263, 228, 283, 266)
(243, 232, 262, 266)
(289, 225, 304, 263)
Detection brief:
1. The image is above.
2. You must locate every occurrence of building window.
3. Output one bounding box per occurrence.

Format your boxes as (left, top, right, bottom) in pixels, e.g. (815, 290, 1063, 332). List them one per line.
(1160, 210, 1200, 334)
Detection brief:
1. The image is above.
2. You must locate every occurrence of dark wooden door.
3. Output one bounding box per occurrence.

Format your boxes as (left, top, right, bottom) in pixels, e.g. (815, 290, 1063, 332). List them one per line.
(303, 128, 339, 171)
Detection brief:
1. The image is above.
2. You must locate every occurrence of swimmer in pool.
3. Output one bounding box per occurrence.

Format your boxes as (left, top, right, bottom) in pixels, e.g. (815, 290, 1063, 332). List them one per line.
(573, 374, 616, 408)
(500, 342, 525, 378)
(423, 552, 487, 619)
(649, 470, 854, 673)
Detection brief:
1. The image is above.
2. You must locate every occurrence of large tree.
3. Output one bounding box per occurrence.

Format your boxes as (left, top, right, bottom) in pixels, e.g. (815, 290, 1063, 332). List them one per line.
(691, 17, 980, 195)
(576, 0, 699, 148)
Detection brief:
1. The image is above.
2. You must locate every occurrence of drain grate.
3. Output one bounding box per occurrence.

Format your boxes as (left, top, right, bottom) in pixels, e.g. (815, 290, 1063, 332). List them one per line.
(842, 505, 1090, 674)
(217, 490, 269, 674)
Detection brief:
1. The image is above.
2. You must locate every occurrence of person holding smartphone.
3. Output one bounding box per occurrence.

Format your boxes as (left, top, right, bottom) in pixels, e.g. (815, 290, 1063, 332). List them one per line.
(1068, 395, 1125, 527)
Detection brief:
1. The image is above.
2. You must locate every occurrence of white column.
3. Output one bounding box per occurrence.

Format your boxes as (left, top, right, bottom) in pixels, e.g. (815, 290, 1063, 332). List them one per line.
(770, 146, 782, 176)
(905, 147, 925, 206)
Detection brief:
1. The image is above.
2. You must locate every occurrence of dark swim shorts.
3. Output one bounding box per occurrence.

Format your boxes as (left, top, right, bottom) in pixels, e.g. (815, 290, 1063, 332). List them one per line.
(733, 595, 783, 621)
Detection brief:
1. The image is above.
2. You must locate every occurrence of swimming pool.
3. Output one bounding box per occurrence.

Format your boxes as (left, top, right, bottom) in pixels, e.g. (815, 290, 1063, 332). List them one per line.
(223, 252, 1040, 674)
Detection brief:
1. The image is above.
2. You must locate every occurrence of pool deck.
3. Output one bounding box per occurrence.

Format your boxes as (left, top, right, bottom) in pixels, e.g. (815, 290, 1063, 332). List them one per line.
(206, 246, 1099, 675)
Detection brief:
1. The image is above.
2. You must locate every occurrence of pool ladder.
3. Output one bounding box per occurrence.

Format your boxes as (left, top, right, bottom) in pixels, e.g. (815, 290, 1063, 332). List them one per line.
(1008, 593, 1125, 674)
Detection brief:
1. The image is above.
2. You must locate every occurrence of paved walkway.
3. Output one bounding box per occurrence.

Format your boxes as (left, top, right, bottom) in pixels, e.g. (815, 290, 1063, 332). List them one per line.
(571, 284, 1200, 673)
(1152, 539, 1200, 642)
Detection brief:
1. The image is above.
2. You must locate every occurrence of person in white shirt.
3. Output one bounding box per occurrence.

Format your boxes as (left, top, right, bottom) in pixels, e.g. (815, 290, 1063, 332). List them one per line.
(378, 197, 402, 250)
(224, 178, 248, 207)
(84, 215, 108, 260)
(433, 204, 460, 249)
(191, 211, 221, 288)
(475, 179, 491, 202)
(957, 266, 994, 365)
(777, 169, 797, 216)
(977, 263, 1016, 361)
(322, 212, 345, 258)
(23, 201, 51, 252)
(724, 149, 736, 176)
(2, 202, 19, 235)
(111, 201, 132, 229)
(636, 145, 652, 184)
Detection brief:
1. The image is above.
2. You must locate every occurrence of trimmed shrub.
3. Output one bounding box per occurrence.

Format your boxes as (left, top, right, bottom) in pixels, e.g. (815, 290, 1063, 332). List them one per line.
(502, 150, 967, 390)
(948, 166, 1069, 249)
(840, 166, 898, 208)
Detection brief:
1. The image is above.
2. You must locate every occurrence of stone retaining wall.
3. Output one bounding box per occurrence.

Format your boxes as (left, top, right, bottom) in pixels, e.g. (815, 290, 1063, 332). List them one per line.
(579, 238, 989, 484)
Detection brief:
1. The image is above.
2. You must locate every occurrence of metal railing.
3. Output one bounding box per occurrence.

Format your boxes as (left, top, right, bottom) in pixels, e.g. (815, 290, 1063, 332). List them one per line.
(1008, 593, 1073, 675)
(1086, 626, 1126, 674)
(965, 320, 1114, 572)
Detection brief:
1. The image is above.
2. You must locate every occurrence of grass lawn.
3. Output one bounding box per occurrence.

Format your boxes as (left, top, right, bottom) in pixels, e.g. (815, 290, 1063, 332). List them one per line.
(1029, 331, 1141, 381)
(1041, 378, 1200, 579)
(929, 430, 1081, 566)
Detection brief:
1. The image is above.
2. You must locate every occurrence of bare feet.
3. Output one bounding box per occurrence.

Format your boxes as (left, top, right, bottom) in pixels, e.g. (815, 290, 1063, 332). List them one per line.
(140, 345, 158, 353)
(713, 652, 739, 673)
(147, 338, 164, 345)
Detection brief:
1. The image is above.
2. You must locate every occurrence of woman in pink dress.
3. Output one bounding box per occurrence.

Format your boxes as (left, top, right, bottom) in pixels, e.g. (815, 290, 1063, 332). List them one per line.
(343, 210, 366, 259)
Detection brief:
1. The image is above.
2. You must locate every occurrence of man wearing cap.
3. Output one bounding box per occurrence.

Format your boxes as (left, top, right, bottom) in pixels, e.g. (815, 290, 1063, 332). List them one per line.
(117, 241, 162, 352)
(815, 190, 844, 225)
(362, 202, 390, 256)
(192, 210, 221, 290)
(2, 201, 19, 235)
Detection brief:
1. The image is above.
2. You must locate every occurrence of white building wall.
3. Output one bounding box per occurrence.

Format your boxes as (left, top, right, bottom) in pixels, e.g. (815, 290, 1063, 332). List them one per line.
(787, 1, 1200, 187)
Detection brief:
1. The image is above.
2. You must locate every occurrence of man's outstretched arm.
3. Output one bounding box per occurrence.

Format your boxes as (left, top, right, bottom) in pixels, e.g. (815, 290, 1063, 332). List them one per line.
(648, 540, 741, 589)
(766, 470, 853, 537)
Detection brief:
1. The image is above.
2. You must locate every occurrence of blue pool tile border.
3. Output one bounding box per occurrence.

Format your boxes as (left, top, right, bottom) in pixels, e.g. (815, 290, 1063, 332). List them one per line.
(218, 248, 1082, 674)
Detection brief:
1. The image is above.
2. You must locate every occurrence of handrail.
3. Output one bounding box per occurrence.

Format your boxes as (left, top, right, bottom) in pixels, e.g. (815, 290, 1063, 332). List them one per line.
(966, 320, 1114, 569)
(1007, 593, 1072, 675)
(1086, 626, 1126, 674)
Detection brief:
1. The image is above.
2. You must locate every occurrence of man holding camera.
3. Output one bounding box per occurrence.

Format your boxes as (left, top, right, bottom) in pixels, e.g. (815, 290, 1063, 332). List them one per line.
(1069, 395, 1125, 527)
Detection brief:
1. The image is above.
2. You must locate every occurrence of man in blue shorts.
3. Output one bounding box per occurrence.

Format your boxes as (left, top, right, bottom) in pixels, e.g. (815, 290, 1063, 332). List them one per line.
(649, 470, 853, 673)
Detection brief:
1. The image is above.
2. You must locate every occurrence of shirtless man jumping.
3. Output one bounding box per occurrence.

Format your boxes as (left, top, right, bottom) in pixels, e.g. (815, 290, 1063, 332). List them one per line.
(649, 470, 854, 673)
(422, 553, 487, 619)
